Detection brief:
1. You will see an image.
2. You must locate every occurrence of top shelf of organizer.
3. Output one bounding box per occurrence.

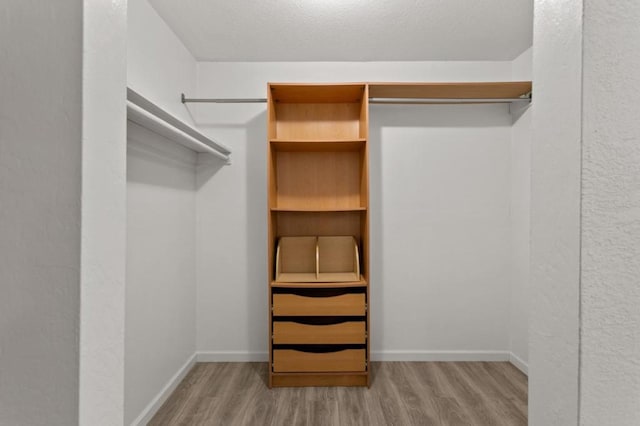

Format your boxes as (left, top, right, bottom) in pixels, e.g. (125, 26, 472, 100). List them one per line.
(368, 81, 532, 100)
(269, 83, 367, 103)
(268, 83, 368, 140)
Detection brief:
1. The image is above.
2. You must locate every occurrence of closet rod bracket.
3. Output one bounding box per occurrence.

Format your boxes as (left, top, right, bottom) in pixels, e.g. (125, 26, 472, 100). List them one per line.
(509, 91, 532, 114)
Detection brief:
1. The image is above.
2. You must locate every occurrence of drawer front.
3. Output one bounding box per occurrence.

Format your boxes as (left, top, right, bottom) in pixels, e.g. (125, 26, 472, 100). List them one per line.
(273, 321, 366, 344)
(273, 349, 366, 373)
(272, 293, 365, 316)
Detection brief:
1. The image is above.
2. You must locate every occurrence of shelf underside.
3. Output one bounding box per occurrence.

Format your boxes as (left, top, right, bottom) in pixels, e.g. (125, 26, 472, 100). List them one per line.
(271, 207, 366, 212)
(270, 139, 365, 152)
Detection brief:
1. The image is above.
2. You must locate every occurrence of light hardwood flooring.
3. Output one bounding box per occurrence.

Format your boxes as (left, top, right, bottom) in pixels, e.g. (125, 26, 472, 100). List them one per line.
(150, 362, 527, 426)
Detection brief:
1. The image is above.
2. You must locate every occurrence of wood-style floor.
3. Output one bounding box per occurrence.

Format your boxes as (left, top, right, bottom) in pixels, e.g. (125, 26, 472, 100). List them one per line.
(150, 362, 527, 426)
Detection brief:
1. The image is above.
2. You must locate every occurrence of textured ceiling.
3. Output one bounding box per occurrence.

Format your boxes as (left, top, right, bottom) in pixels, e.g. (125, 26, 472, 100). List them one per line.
(148, 0, 532, 62)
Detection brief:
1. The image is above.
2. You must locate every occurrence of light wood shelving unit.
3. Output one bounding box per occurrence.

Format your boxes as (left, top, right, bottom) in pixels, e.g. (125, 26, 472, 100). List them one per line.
(266, 80, 532, 388)
(268, 83, 370, 387)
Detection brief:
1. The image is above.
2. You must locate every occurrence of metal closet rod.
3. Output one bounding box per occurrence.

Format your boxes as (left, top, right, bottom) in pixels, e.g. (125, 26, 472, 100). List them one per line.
(181, 94, 267, 103)
(369, 97, 530, 104)
(181, 93, 531, 104)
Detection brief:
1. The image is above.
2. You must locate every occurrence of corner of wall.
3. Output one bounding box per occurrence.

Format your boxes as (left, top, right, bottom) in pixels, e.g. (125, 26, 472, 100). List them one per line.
(128, 353, 197, 426)
(79, 0, 128, 424)
(530, 0, 582, 423)
(507, 44, 532, 373)
(127, 0, 197, 125)
(511, 47, 533, 81)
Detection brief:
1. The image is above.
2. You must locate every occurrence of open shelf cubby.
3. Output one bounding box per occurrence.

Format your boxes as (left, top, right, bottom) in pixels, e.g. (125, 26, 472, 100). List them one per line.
(269, 149, 366, 211)
(267, 83, 370, 387)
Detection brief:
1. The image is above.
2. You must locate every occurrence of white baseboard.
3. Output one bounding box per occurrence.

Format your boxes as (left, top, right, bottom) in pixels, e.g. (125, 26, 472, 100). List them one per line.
(197, 351, 268, 362)
(371, 350, 511, 362)
(509, 352, 529, 375)
(130, 353, 197, 426)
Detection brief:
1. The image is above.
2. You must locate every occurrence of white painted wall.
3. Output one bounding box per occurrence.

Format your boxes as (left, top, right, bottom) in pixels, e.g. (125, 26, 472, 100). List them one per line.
(530, 1, 582, 425)
(0, 2, 82, 424)
(580, 1, 640, 424)
(193, 61, 519, 360)
(531, 2, 640, 424)
(1, 1, 127, 424)
(509, 47, 532, 373)
(127, 0, 197, 125)
(125, 1, 201, 423)
(79, 0, 128, 424)
(371, 103, 512, 360)
(125, 123, 197, 425)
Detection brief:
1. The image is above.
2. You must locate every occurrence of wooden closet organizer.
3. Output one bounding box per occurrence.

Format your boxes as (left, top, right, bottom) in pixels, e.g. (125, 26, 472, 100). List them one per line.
(268, 83, 369, 387)
(267, 81, 532, 388)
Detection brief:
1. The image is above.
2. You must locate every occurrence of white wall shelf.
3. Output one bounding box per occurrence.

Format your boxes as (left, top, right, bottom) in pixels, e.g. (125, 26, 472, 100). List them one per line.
(127, 88, 231, 164)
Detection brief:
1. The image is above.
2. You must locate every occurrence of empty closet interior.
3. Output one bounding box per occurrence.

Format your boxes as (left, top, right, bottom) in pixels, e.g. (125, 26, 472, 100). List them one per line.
(124, 0, 532, 423)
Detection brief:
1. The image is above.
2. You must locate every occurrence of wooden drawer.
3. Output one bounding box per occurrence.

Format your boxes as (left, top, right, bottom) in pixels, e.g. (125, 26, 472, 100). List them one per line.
(273, 349, 366, 373)
(273, 321, 366, 344)
(272, 293, 365, 316)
